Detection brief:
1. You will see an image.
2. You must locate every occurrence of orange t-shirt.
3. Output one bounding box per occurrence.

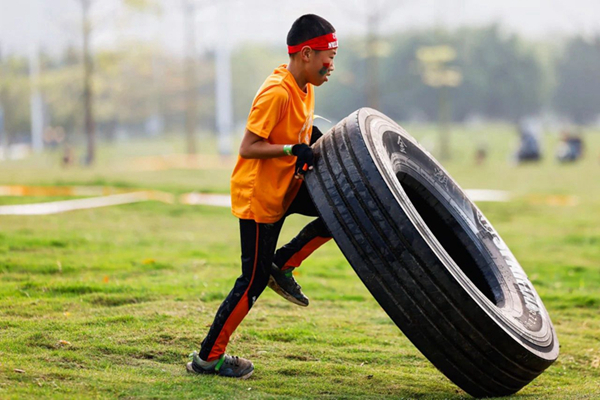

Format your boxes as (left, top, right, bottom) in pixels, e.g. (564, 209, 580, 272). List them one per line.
(231, 64, 314, 223)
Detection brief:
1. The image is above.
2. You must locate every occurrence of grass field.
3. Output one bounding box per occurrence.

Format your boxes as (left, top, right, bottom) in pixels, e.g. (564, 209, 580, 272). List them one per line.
(1, 125, 599, 399)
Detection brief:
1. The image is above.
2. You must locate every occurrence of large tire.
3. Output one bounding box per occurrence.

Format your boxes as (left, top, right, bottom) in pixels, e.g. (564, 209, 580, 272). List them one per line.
(305, 108, 558, 398)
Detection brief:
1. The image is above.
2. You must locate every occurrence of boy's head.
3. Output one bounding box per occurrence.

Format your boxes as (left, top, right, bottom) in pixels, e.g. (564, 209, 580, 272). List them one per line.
(287, 14, 337, 87)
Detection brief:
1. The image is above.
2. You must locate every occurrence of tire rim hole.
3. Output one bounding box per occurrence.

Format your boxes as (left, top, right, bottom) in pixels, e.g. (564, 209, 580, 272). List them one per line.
(396, 171, 503, 306)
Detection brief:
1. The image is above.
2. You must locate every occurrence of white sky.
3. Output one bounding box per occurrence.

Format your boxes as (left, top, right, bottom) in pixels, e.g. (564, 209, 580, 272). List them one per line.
(1, 0, 599, 57)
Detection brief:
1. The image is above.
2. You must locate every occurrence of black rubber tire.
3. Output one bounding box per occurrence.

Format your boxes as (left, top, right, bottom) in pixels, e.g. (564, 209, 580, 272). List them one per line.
(305, 108, 559, 398)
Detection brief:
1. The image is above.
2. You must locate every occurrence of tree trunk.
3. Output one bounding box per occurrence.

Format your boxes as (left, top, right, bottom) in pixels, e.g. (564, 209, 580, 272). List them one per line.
(366, 12, 379, 110)
(184, 0, 197, 155)
(82, 0, 95, 165)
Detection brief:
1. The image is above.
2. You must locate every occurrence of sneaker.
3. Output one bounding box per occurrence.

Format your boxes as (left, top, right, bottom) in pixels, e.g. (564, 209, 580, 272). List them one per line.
(267, 263, 309, 307)
(186, 351, 254, 379)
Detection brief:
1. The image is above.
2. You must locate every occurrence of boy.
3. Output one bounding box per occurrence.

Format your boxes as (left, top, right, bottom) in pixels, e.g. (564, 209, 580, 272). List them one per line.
(187, 14, 338, 379)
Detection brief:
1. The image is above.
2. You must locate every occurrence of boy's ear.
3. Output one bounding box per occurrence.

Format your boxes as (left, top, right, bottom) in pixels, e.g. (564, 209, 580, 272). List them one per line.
(299, 46, 312, 62)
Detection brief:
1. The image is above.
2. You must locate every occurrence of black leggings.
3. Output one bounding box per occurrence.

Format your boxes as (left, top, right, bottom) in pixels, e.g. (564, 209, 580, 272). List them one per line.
(199, 183, 331, 361)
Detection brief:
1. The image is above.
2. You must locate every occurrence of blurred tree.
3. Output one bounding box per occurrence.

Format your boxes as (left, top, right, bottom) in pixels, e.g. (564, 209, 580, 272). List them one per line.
(0, 56, 31, 143)
(78, 0, 95, 165)
(40, 60, 82, 139)
(417, 45, 463, 160)
(379, 26, 546, 123)
(183, 0, 198, 154)
(7, 21, 594, 153)
(554, 36, 600, 124)
(333, 0, 402, 111)
(453, 26, 545, 122)
(124, 0, 162, 12)
(73, 0, 163, 164)
(95, 47, 156, 131)
(379, 32, 438, 121)
(231, 45, 282, 124)
(39, 42, 215, 148)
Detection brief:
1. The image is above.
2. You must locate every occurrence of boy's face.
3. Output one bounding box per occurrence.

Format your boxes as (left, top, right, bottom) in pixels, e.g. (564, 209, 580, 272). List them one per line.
(306, 48, 337, 86)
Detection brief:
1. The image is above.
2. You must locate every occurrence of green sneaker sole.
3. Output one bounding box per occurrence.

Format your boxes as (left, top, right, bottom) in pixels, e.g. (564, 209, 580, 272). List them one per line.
(186, 362, 254, 380)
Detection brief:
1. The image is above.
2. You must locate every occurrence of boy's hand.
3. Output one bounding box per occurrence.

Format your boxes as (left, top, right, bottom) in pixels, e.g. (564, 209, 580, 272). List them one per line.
(292, 144, 314, 179)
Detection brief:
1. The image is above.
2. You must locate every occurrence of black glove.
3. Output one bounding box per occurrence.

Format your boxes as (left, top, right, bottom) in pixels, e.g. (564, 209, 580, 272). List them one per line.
(310, 125, 324, 145)
(292, 143, 314, 176)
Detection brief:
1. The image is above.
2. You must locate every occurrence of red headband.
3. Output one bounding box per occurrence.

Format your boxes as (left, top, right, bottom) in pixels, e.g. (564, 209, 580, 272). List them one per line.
(288, 32, 338, 54)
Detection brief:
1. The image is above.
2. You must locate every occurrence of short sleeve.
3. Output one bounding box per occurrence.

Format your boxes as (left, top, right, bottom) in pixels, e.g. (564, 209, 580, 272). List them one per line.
(246, 85, 288, 139)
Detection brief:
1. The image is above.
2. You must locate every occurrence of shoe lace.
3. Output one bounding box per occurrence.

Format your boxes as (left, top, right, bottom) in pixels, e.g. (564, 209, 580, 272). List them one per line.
(290, 277, 302, 290)
(225, 355, 241, 367)
(284, 269, 302, 289)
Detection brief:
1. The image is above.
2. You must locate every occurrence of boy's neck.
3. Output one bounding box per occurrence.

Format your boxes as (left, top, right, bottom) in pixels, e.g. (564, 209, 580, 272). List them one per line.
(286, 59, 308, 93)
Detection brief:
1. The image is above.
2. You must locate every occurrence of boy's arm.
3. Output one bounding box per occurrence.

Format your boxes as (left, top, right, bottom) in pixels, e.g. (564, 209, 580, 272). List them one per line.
(239, 129, 287, 159)
(239, 129, 314, 179)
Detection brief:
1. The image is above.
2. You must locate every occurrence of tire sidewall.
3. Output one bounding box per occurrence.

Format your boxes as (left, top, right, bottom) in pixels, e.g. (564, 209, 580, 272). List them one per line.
(354, 108, 558, 360)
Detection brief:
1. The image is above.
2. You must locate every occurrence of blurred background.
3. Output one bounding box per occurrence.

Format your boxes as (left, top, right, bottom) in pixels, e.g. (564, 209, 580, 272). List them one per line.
(0, 0, 599, 185)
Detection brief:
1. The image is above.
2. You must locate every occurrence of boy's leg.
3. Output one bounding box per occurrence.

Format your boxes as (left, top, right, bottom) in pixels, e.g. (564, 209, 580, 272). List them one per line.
(267, 218, 331, 307)
(272, 217, 331, 270)
(198, 219, 283, 364)
(267, 183, 332, 306)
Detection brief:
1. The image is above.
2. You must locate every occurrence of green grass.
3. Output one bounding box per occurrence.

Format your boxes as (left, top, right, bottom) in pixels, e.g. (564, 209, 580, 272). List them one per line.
(0, 126, 599, 399)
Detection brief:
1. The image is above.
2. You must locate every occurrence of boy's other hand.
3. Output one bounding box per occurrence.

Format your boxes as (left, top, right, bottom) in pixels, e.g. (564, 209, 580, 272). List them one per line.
(292, 144, 314, 179)
(309, 126, 324, 145)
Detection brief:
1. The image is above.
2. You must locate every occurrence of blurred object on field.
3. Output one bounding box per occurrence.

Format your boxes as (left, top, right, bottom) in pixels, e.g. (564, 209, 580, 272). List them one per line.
(475, 142, 488, 166)
(62, 144, 75, 167)
(515, 119, 542, 163)
(556, 128, 584, 163)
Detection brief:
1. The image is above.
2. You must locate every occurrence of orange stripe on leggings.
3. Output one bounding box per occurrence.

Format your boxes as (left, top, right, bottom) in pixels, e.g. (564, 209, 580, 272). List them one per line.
(207, 224, 260, 361)
(283, 236, 331, 270)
